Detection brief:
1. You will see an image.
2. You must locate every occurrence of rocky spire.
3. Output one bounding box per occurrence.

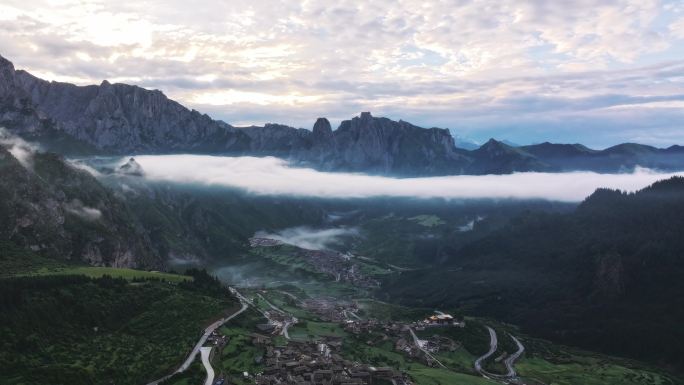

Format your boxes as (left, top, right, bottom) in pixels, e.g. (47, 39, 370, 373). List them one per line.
(312, 117, 333, 139)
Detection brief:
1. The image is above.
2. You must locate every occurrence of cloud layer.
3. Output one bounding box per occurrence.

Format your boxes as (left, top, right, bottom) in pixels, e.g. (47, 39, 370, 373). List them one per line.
(3, 1, 684, 147)
(0, 127, 39, 168)
(255, 226, 358, 250)
(130, 155, 684, 202)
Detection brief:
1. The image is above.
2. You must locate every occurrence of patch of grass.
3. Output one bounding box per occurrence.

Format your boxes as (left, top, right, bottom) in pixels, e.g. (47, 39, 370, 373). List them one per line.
(219, 331, 264, 377)
(516, 356, 679, 385)
(407, 365, 495, 385)
(409, 215, 446, 227)
(288, 321, 347, 341)
(25, 266, 192, 282)
(356, 299, 431, 322)
(341, 334, 493, 385)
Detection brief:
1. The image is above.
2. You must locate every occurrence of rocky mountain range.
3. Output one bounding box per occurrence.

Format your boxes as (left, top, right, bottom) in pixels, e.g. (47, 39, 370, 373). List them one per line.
(2, 54, 684, 175)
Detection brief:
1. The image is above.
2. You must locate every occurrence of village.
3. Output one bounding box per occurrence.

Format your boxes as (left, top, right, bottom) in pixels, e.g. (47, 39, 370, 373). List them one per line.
(192, 286, 469, 385)
(252, 334, 412, 385)
(248, 237, 380, 289)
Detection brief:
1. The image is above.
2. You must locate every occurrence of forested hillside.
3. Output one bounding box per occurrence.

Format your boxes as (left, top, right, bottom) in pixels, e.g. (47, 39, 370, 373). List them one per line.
(0, 269, 237, 385)
(384, 177, 684, 372)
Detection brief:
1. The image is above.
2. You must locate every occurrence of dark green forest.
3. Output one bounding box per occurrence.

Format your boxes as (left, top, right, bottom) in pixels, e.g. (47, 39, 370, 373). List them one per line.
(383, 177, 684, 373)
(0, 270, 237, 385)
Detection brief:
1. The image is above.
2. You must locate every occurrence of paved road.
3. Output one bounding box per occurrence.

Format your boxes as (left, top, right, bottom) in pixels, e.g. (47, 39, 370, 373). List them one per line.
(178, 302, 248, 373)
(282, 319, 294, 340)
(146, 301, 248, 385)
(200, 347, 214, 385)
(344, 309, 362, 320)
(474, 326, 498, 375)
(408, 327, 447, 369)
(238, 288, 297, 340)
(474, 326, 525, 382)
(503, 334, 525, 377)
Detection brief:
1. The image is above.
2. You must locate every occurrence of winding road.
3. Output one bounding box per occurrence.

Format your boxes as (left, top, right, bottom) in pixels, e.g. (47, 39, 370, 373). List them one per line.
(474, 326, 525, 382)
(503, 334, 525, 377)
(474, 326, 498, 376)
(200, 347, 214, 385)
(146, 299, 248, 385)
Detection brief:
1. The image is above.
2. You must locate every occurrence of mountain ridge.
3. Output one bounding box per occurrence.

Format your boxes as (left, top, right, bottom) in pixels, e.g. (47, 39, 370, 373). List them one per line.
(2, 54, 684, 175)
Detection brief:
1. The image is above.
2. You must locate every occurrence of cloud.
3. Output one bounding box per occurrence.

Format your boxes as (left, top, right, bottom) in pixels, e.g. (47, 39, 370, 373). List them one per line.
(64, 199, 102, 221)
(129, 155, 684, 202)
(0, 127, 39, 168)
(255, 226, 358, 250)
(2, 1, 684, 146)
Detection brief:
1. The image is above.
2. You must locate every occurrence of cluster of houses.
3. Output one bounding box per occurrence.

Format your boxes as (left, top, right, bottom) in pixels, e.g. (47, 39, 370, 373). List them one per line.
(343, 319, 406, 336)
(416, 313, 465, 329)
(302, 298, 361, 323)
(300, 249, 380, 289)
(251, 335, 412, 385)
(206, 330, 229, 346)
(341, 313, 463, 369)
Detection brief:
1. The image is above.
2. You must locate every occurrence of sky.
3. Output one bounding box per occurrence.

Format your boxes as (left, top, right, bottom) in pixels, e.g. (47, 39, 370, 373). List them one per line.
(2, 0, 684, 147)
(128, 155, 684, 202)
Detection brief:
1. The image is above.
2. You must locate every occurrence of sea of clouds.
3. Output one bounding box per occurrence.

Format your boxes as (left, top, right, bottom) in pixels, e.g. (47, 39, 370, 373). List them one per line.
(127, 155, 684, 202)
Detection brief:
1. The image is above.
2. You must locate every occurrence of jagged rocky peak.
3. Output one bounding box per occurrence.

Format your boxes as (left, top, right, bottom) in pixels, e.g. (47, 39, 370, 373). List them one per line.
(0, 55, 16, 90)
(119, 157, 144, 176)
(312, 117, 332, 138)
(478, 138, 508, 152)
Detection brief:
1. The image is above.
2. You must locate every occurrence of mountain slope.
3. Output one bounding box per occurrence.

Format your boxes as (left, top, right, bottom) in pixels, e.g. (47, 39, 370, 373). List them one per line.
(468, 139, 549, 174)
(13, 68, 251, 154)
(384, 177, 684, 371)
(0, 144, 162, 268)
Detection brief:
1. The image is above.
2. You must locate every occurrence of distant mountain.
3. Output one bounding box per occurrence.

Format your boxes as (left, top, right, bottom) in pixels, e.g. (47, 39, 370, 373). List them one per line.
(468, 138, 549, 174)
(449, 131, 480, 150)
(2, 54, 684, 175)
(521, 142, 684, 172)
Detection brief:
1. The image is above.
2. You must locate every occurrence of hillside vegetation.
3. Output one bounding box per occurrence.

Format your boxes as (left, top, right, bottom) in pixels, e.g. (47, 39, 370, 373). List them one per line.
(385, 177, 684, 372)
(0, 269, 237, 385)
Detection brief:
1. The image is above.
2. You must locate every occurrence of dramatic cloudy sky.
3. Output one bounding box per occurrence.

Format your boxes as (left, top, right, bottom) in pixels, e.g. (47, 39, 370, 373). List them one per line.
(2, 0, 684, 147)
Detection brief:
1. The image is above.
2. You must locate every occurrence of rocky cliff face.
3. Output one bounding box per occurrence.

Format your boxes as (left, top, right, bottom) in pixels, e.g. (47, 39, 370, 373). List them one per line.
(13, 70, 251, 153)
(236, 123, 312, 155)
(301, 112, 470, 175)
(0, 145, 162, 268)
(2, 54, 684, 175)
(0, 56, 51, 136)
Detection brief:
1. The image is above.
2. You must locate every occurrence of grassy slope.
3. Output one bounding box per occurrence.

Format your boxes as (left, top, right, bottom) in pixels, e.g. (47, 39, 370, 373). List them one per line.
(26, 266, 191, 282)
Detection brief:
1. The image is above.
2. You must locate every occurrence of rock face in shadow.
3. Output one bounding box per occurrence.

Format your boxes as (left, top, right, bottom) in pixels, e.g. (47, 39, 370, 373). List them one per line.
(0, 146, 162, 268)
(2, 54, 684, 175)
(12, 68, 251, 153)
(301, 112, 471, 175)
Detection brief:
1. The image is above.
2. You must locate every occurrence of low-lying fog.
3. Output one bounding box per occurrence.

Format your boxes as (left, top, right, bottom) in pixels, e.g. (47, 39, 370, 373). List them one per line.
(255, 226, 358, 250)
(126, 155, 683, 202)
